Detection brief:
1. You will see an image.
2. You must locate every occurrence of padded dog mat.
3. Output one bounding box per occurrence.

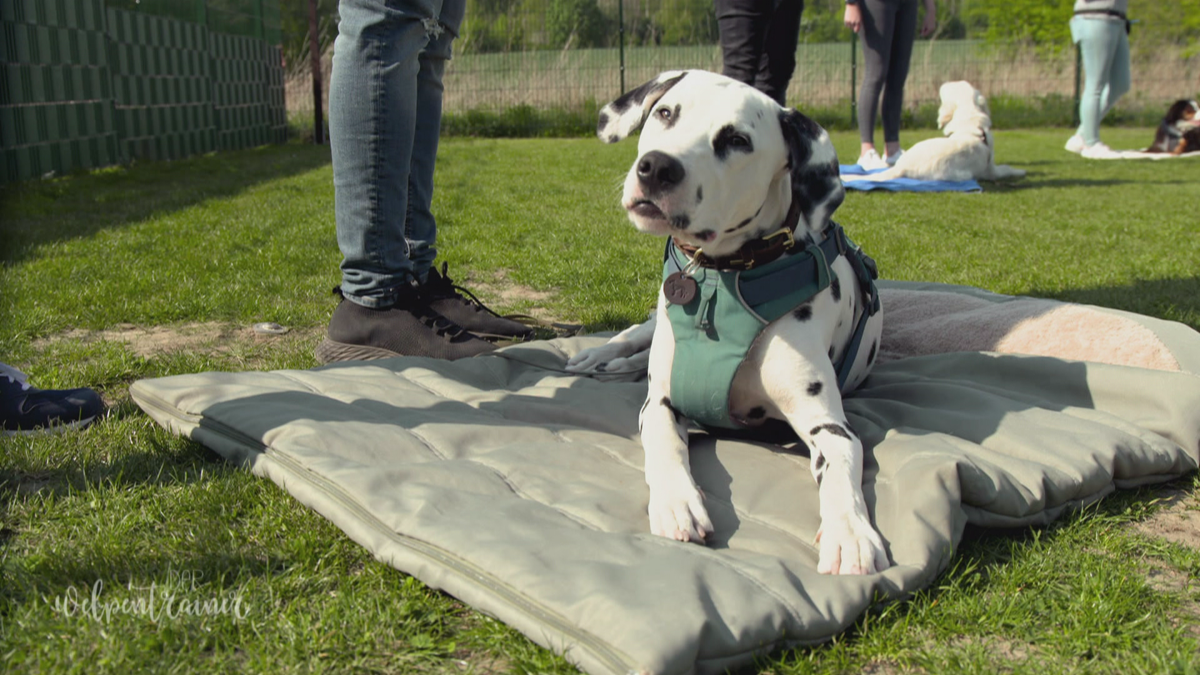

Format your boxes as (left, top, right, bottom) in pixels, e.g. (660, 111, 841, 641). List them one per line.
(839, 165, 983, 192)
(131, 282, 1200, 675)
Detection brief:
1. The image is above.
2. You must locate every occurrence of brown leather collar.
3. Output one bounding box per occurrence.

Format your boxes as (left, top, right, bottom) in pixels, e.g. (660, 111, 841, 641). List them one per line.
(672, 196, 802, 271)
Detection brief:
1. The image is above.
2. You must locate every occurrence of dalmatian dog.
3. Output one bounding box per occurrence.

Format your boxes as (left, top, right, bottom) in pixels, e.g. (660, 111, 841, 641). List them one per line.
(567, 70, 888, 575)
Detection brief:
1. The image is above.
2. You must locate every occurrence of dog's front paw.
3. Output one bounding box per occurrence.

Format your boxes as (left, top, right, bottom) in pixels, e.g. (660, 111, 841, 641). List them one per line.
(566, 342, 640, 373)
(815, 513, 889, 575)
(648, 482, 713, 544)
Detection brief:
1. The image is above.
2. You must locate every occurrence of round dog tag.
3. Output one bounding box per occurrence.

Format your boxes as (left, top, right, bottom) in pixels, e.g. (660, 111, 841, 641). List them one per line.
(663, 272, 698, 305)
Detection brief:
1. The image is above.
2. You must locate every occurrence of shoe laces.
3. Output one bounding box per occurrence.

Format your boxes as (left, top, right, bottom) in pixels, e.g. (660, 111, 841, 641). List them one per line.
(425, 263, 503, 318)
(0, 363, 32, 392)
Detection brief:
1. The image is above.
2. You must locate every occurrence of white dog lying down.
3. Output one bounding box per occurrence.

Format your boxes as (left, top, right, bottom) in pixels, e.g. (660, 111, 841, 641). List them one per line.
(567, 70, 889, 575)
(854, 81, 1025, 182)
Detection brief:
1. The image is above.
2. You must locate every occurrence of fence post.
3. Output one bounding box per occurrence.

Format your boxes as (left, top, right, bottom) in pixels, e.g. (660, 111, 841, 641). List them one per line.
(308, 0, 324, 144)
(1072, 43, 1081, 128)
(618, 0, 626, 94)
(849, 34, 856, 128)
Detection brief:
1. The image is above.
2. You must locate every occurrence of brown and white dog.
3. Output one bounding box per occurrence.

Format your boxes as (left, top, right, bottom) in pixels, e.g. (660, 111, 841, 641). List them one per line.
(567, 70, 888, 575)
(1147, 99, 1200, 155)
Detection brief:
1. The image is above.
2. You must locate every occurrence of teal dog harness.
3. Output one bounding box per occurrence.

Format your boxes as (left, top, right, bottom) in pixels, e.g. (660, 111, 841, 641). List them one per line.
(663, 222, 879, 430)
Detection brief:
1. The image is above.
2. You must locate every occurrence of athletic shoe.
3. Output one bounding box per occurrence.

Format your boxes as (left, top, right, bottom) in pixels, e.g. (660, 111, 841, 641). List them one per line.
(1081, 141, 1122, 159)
(1064, 134, 1085, 154)
(314, 287, 496, 364)
(1, 363, 105, 435)
(885, 149, 905, 166)
(420, 263, 534, 341)
(855, 149, 888, 171)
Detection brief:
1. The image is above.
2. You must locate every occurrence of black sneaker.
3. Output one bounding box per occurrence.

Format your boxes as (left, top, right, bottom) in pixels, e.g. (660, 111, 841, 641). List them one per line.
(314, 287, 497, 364)
(420, 263, 535, 342)
(1, 363, 106, 435)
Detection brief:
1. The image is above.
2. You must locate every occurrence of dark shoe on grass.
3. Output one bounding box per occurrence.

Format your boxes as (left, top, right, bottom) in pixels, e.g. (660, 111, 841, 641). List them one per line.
(314, 288, 496, 364)
(1, 364, 106, 435)
(420, 263, 535, 342)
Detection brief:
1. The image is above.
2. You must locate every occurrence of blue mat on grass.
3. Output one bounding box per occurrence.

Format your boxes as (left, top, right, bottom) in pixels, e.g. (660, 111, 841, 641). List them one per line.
(839, 165, 982, 193)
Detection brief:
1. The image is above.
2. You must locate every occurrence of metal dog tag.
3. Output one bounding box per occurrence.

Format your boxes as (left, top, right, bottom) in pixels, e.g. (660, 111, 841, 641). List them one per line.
(663, 272, 698, 305)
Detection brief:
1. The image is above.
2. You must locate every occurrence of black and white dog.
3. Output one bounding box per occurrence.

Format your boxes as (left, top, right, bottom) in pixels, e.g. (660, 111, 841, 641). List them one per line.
(567, 70, 889, 575)
(1147, 99, 1200, 155)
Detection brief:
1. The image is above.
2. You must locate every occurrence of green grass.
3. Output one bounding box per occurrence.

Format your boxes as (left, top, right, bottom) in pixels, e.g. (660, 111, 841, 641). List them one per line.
(2, 129, 1199, 673)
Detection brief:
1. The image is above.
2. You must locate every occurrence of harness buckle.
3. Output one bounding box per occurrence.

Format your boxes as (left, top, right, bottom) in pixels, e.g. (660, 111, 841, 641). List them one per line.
(761, 227, 795, 250)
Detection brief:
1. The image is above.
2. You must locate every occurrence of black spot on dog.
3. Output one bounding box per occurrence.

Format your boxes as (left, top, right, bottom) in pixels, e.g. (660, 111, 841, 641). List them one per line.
(596, 363, 608, 373)
(793, 304, 813, 321)
(724, 220, 746, 234)
(747, 406, 766, 419)
(830, 276, 841, 302)
(810, 423, 852, 440)
(713, 124, 754, 161)
(606, 135, 618, 144)
(696, 185, 703, 204)
(828, 346, 836, 361)
(662, 396, 684, 424)
(807, 381, 823, 396)
(814, 454, 826, 472)
(670, 214, 691, 230)
(868, 340, 878, 365)
(597, 111, 610, 133)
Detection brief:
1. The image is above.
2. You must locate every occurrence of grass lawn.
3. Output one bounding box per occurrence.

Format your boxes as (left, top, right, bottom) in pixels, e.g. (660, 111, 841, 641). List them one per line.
(2, 128, 1199, 673)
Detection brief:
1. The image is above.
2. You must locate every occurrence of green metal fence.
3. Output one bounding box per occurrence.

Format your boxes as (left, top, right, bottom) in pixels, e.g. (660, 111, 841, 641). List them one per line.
(0, 0, 285, 184)
(285, 0, 1198, 136)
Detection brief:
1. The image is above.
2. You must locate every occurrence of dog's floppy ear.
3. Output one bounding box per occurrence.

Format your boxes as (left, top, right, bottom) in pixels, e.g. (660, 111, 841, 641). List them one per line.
(597, 71, 688, 143)
(936, 98, 957, 129)
(779, 109, 844, 233)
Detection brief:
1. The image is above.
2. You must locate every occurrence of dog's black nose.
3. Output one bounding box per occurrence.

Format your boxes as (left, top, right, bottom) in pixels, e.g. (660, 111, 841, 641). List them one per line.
(636, 151, 685, 193)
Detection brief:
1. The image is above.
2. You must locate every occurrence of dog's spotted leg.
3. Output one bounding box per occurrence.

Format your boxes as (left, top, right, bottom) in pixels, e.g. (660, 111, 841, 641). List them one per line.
(756, 335, 889, 575)
(640, 301, 712, 543)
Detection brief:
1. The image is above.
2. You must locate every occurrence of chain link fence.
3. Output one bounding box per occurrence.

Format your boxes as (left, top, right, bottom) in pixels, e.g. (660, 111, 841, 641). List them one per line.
(286, 0, 1199, 137)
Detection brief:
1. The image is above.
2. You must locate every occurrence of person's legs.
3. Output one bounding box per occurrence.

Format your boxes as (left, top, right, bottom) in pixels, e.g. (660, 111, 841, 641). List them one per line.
(856, 0, 898, 155)
(755, 0, 803, 106)
(879, 0, 918, 156)
(320, 0, 498, 362)
(1097, 23, 1131, 122)
(1073, 16, 1125, 146)
(404, 10, 460, 283)
(715, 0, 772, 97)
(331, 0, 435, 308)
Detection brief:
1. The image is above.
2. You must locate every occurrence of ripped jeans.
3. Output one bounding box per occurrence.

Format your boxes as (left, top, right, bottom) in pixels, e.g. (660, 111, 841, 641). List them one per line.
(330, 0, 465, 308)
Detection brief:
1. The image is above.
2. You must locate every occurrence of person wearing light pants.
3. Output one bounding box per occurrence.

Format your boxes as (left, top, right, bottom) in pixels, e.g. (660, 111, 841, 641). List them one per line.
(1064, 0, 1131, 160)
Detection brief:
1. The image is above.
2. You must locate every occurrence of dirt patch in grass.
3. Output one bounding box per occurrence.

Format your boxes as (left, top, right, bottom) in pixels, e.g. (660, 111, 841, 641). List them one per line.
(455, 269, 558, 321)
(1134, 488, 1200, 549)
(35, 322, 323, 360)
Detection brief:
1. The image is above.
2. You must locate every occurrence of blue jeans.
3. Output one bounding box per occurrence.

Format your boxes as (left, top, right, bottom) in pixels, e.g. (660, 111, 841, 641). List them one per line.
(330, 0, 465, 308)
(1071, 15, 1130, 146)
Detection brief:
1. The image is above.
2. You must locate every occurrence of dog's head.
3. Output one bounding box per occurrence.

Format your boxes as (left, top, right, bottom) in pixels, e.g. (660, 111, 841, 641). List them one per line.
(936, 81, 992, 136)
(1165, 99, 1200, 129)
(596, 70, 843, 257)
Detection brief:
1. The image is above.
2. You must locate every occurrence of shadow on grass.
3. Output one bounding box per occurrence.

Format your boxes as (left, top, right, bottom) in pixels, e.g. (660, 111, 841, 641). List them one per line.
(0, 143, 333, 264)
(1029, 276, 1200, 329)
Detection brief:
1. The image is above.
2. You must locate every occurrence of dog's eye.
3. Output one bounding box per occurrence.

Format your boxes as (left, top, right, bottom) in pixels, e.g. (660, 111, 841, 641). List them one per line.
(656, 107, 672, 121)
(713, 125, 754, 159)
